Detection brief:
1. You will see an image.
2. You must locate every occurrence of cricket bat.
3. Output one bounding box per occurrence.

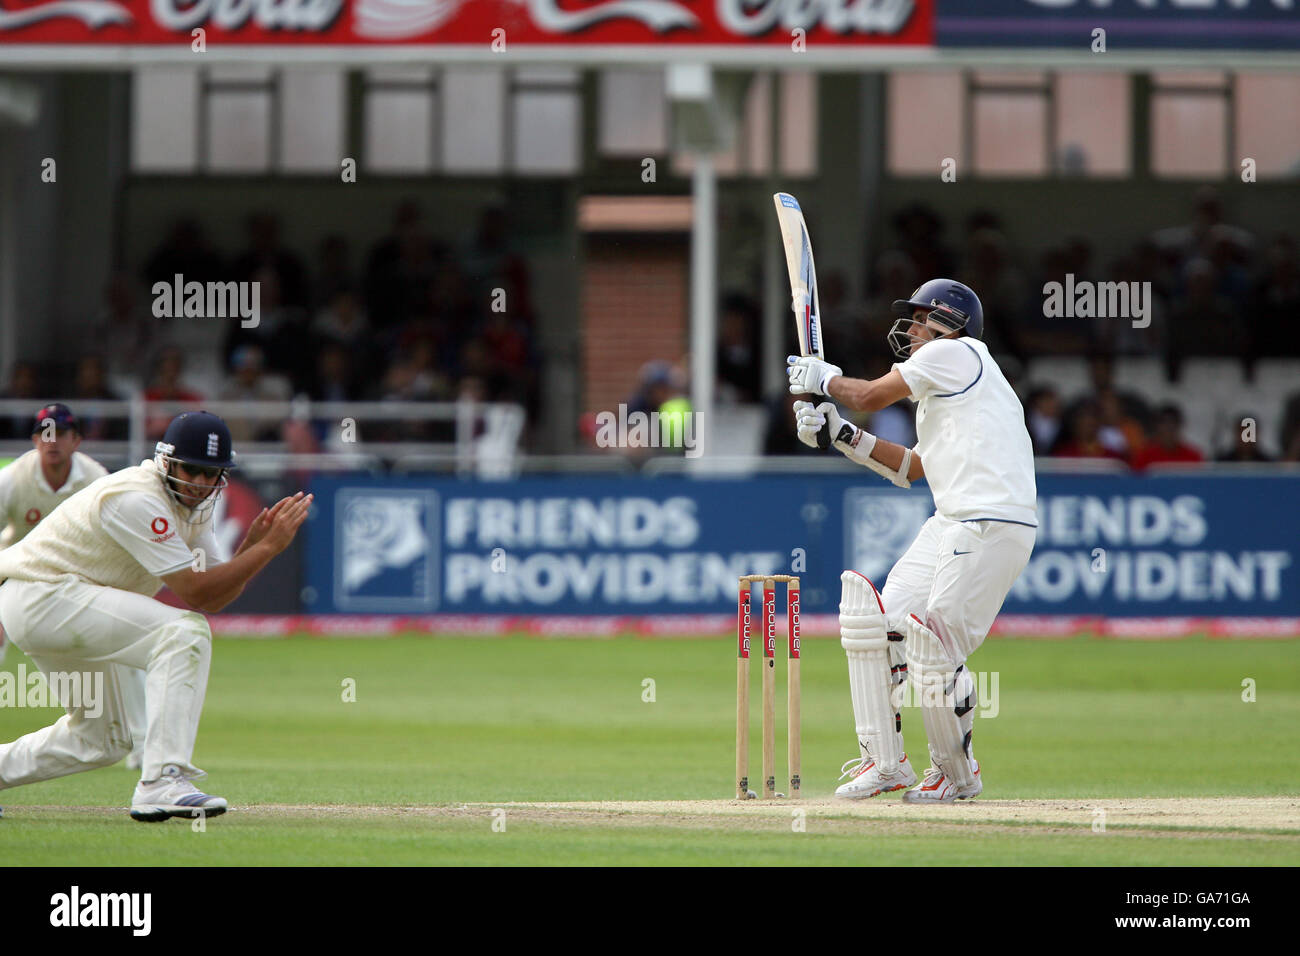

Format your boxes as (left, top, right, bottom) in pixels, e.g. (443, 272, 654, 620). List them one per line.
(773, 192, 830, 448)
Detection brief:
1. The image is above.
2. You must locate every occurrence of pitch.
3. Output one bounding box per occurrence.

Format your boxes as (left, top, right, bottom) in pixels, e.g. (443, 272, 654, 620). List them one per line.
(1, 633, 1297, 865)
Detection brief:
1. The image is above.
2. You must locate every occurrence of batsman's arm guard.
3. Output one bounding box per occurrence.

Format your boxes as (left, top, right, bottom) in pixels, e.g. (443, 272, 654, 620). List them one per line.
(831, 422, 912, 489)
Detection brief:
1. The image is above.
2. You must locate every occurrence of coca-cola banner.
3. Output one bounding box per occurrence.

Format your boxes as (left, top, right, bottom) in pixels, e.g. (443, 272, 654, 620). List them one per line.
(0, 0, 933, 45)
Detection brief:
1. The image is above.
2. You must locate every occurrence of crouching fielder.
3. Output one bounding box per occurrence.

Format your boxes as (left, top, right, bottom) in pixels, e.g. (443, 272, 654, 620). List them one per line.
(0, 411, 311, 821)
(788, 279, 1037, 803)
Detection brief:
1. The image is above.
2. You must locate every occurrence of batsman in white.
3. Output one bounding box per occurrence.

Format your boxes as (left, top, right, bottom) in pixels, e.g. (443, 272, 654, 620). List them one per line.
(787, 279, 1037, 802)
(0, 403, 151, 771)
(0, 411, 312, 821)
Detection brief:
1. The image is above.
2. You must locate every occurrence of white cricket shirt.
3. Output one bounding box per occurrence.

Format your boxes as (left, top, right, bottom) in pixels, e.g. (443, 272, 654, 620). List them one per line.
(0, 461, 224, 595)
(893, 337, 1038, 526)
(0, 450, 109, 547)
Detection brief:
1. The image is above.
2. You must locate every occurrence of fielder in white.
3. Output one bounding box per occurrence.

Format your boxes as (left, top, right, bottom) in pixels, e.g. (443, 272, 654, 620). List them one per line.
(788, 279, 1037, 802)
(0, 410, 311, 821)
(0, 403, 153, 771)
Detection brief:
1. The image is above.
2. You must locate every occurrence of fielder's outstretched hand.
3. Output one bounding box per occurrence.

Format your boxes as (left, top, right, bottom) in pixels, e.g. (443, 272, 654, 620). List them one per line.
(262, 493, 314, 555)
(237, 492, 306, 555)
(787, 355, 843, 396)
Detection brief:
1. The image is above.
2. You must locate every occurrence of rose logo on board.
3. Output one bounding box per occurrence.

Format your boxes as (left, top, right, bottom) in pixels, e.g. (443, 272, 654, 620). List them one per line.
(336, 488, 438, 611)
(843, 488, 933, 584)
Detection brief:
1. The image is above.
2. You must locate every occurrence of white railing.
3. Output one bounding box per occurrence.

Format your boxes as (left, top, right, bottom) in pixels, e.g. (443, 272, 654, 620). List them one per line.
(0, 397, 526, 477)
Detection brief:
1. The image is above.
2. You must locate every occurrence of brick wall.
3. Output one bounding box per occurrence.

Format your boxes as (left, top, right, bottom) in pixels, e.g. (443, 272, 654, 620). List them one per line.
(582, 235, 688, 414)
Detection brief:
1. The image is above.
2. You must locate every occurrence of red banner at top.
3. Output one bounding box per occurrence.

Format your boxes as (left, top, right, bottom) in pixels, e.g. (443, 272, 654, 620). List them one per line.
(0, 0, 933, 46)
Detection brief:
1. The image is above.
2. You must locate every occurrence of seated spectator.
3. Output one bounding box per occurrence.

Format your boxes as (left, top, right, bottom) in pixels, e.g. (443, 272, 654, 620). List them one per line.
(462, 205, 529, 308)
(382, 337, 448, 404)
(232, 211, 308, 310)
(224, 267, 316, 395)
(220, 344, 289, 401)
(315, 235, 354, 310)
(1089, 251, 1168, 357)
(364, 201, 444, 331)
(716, 295, 761, 404)
(1087, 354, 1148, 417)
(0, 362, 42, 439)
(1025, 386, 1063, 455)
(313, 286, 370, 348)
(1170, 258, 1242, 363)
(1279, 392, 1300, 462)
(310, 342, 359, 403)
(144, 347, 204, 438)
(142, 217, 224, 289)
(1052, 402, 1127, 461)
(860, 254, 917, 364)
(1096, 386, 1145, 459)
(958, 226, 1028, 360)
(1206, 224, 1252, 311)
(891, 202, 955, 281)
(219, 344, 290, 442)
(71, 355, 127, 440)
(91, 272, 163, 386)
(1150, 185, 1254, 269)
(1130, 405, 1204, 471)
(1249, 234, 1300, 360)
(625, 360, 682, 418)
(307, 343, 360, 445)
(1019, 246, 1075, 356)
(476, 311, 537, 412)
(614, 359, 691, 462)
(1216, 413, 1274, 463)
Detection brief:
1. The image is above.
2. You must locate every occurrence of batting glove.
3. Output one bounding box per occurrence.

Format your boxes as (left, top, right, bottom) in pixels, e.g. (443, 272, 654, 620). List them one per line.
(793, 401, 824, 449)
(787, 355, 843, 397)
(794, 400, 847, 450)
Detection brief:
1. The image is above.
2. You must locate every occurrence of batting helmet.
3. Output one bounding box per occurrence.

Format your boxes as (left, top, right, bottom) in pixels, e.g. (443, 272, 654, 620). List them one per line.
(154, 411, 236, 517)
(888, 278, 984, 359)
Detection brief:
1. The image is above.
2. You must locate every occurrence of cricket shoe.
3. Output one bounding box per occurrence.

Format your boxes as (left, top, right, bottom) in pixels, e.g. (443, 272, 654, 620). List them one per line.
(130, 766, 228, 822)
(902, 761, 982, 803)
(834, 753, 917, 799)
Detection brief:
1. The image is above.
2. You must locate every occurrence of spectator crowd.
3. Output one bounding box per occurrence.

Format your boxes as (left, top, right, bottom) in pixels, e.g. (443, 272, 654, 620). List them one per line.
(5, 186, 1298, 465)
(1, 202, 540, 444)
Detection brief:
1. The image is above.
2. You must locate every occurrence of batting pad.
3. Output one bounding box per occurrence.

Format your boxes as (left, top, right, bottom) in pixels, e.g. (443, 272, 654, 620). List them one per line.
(905, 614, 977, 788)
(840, 571, 904, 772)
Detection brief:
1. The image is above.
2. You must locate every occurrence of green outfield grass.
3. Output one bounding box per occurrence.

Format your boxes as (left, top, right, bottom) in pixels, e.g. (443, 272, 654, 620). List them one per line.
(1, 634, 1298, 865)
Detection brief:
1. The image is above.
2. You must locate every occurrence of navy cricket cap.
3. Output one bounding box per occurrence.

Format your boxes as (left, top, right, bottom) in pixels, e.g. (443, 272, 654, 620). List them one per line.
(32, 403, 81, 435)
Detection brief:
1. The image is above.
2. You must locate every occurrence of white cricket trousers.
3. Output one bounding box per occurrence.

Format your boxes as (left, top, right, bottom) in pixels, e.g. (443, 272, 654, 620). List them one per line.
(0, 577, 213, 787)
(880, 514, 1036, 664)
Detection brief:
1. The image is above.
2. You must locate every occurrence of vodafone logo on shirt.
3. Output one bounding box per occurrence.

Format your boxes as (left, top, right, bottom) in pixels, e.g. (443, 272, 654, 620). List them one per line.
(25, 508, 41, 525)
(151, 516, 175, 543)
